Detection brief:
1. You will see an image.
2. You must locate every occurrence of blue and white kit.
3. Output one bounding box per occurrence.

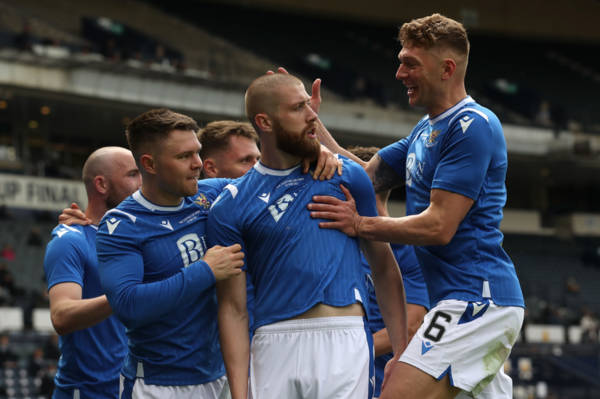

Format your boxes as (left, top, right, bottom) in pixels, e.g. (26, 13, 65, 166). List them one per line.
(208, 158, 379, 398)
(207, 158, 378, 329)
(44, 224, 127, 399)
(96, 179, 229, 389)
(378, 96, 524, 397)
(378, 96, 523, 308)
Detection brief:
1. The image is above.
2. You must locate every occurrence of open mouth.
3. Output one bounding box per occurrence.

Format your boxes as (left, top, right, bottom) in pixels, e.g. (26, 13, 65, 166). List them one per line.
(305, 125, 317, 139)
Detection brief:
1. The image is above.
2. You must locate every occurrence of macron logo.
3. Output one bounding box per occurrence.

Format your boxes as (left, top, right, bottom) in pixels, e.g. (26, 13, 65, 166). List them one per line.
(258, 193, 270, 203)
(106, 218, 121, 235)
(160, 220, 173, 231)
(421, 341, 433, 355)
(56, 228, 69, 238)
(459, 116, 474, 133)
(472, 302, 486, 316)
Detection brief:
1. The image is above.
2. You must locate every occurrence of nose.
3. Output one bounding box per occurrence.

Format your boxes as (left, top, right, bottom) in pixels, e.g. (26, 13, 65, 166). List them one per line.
(193, 153, 203, 170)
(306, 104, 318, 122)
(395, 64, 406, 80)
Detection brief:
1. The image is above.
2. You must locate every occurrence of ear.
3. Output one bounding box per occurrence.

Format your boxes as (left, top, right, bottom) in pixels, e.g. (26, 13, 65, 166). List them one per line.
(93, 176, 108, 195)
(254, 113, 272, 133)
(441, 58, 456, 81)
(140, 154, 156, 175)
(202, 158, 218, 178)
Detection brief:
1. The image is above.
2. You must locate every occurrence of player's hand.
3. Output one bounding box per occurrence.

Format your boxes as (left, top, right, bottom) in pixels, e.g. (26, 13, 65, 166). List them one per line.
(308, 184, 361, 236)
(266, 67, 322, 113)
(303, 145, 342, 180)
(58, 203, 91, 226)
(203, 244, 244, 281)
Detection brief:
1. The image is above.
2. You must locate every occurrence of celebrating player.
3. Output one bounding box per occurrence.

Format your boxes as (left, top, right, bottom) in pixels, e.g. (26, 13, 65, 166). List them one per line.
(95, 109, 244, 398)
(209, 73, 408, 399)
(309, 13, 525, 399)
(44, 147, 140, 399)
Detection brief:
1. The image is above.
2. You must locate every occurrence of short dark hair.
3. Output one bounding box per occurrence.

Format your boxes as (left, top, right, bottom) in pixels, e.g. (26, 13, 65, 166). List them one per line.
(125, 108, 199, 164)
(347, 145, 380, 163)
(198, 120, 259, 159)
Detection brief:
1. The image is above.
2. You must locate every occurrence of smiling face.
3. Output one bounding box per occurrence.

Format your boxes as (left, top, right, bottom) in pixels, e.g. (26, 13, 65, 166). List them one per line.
(395, 44, 445, 113)
(152, 129, 202, 203)
(271, 82, 320, 159)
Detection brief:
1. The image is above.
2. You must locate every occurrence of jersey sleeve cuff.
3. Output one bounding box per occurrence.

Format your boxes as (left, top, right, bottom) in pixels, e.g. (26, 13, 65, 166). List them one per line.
(183, 260, 216, 292)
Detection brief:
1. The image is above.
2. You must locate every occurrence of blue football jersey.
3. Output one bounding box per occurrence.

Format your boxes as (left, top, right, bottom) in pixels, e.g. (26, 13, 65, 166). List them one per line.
(207, 158, 378, 330)
(44, 224, 127, 398)
(378, 96, 524, 308)
(363, 243, 429, 397)
(96, 179, 229, 386)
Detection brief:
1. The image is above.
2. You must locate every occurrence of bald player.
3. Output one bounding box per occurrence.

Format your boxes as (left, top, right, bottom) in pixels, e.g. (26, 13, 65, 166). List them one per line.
(209, 73, 407, 399)
(44, 147, 141, 399)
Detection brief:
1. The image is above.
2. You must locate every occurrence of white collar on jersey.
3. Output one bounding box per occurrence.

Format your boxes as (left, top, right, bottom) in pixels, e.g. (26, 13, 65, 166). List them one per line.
(253, 162, 301, 176)
(429, 96, 474, 125)
(132, 190, 185, 212)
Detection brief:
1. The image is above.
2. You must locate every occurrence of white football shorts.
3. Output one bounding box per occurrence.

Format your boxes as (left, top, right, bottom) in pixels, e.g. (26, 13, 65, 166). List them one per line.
(399, 299, 524, 398)
(119, 374, 230, 399)
(250, 316, 373, 399)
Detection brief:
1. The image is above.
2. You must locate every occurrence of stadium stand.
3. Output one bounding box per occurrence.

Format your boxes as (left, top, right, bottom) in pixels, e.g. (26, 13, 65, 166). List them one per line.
(0, 0, 598, 397)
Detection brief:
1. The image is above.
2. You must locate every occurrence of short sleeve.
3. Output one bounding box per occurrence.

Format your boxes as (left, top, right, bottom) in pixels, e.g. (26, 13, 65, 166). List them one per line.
(43, 227, 86, 290)
(341, 159, 378, 218)
(207, 185, 247, 269)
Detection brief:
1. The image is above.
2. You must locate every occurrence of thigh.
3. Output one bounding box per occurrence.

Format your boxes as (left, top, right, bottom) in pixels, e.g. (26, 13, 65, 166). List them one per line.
(405, 302, 522, 388)
(379, 361, 460, 399)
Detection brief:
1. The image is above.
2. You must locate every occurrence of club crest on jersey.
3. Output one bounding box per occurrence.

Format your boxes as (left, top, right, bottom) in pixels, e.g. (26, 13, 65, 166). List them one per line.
(268, 192, 297, 222)
(425, 130, 441, 147)
(195, 193, 211, 209)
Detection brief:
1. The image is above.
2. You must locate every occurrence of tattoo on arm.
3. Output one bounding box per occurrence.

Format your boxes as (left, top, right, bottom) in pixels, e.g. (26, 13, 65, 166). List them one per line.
(371, 155, 402, 193)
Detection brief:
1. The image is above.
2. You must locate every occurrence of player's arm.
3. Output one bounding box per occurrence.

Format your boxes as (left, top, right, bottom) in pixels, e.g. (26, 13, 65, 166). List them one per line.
(48, 283, 112, 335)
(314, 118, 366, 167)
(373, 303, 428, 357)
(365, 154, 403, 194)
(373, 327, 392, 357)
(310, 185, 472, 245)
(217, 272, 249, 399)
(98, 221, 243, 328)
(361, 238, 408, 355)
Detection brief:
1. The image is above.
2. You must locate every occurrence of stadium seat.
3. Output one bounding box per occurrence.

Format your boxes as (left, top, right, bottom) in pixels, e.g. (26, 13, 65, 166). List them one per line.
(0, 307, 23, 331)
(31, 308, 53, 333)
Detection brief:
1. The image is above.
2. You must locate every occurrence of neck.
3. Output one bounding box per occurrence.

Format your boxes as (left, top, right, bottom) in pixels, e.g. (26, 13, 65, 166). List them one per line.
(259, 143, 301, 170)
(84, 198, 109, 225)
(140, 180, 182, 206)
(428, 84, 468, 119)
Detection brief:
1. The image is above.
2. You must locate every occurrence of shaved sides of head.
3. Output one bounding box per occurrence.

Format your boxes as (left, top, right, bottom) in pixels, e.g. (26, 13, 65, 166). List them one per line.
(82, 146, 132, 192)
(245, 73, 303, 128)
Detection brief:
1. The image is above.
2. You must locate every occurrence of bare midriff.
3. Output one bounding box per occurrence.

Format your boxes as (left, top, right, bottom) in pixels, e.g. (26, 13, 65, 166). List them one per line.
(291, 303, 365, 319)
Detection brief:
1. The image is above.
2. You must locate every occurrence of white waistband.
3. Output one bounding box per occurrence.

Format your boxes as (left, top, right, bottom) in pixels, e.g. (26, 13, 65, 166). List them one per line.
(255, 316, 364, 334)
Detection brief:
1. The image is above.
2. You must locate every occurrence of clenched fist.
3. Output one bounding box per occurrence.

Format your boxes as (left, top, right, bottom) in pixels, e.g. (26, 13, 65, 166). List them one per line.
(203, 244, 245, 281)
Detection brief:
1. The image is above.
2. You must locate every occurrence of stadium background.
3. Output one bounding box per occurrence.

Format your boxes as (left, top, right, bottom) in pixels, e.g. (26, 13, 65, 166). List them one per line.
(0, 0, 599, 397)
